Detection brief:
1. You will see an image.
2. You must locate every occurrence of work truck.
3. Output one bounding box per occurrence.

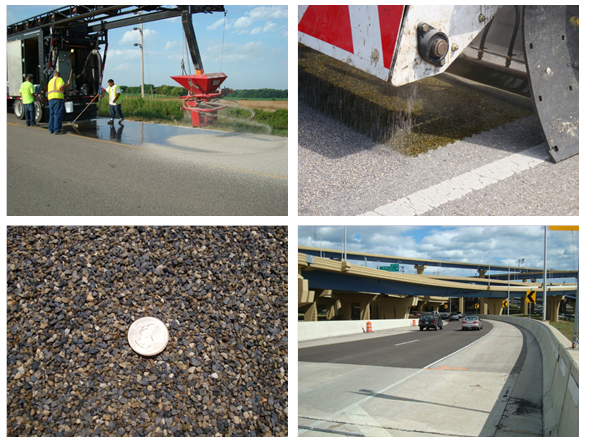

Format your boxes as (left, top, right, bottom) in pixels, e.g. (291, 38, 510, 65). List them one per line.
(7, 5, 226, 125)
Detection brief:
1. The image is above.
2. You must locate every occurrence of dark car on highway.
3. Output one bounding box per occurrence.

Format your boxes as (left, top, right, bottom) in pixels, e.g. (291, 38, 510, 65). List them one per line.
(419, 313, 444, 331)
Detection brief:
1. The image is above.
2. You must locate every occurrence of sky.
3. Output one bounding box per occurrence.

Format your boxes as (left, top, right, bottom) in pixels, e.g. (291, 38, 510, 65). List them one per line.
(6, 5, 288, 90)
(298, 226, 579, 280)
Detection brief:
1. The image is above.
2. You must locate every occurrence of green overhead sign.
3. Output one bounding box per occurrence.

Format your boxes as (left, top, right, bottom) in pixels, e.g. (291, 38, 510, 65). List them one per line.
(379, 264, 400, 272)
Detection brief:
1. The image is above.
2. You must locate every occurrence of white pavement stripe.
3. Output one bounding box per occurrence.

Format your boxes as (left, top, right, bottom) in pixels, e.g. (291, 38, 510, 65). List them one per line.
(359, 144, 549, 216)
(394, 339, 419, 346)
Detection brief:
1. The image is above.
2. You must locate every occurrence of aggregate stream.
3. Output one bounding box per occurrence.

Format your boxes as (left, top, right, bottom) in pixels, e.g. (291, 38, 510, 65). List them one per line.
(7, 226, 288, 437)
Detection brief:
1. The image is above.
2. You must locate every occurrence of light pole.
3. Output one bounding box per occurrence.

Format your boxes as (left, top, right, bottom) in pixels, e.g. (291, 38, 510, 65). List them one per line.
(133, 23, 144, 98)
(485, 251, 491, 286)
(500, 261, 511, 315)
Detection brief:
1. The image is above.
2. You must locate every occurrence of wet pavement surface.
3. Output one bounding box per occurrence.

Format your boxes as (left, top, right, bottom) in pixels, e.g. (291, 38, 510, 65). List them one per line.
(7, 114, 288, 215)
(51, 117, 226, 148)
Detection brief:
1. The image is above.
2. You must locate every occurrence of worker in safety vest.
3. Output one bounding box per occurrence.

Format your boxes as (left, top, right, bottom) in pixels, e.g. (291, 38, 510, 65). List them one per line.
(19, 74, 37, 127)
(47, 70, 70, 134)
(103, 79, 124, 124)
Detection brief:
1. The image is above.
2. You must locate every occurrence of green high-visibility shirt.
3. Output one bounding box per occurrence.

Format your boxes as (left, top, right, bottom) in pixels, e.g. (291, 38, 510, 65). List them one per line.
(20, 81, 35, 104)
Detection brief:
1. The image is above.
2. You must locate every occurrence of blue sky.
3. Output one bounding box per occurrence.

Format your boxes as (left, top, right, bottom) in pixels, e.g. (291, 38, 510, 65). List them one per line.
(6, 5, 288, 90)
(298, 226, 579, 278)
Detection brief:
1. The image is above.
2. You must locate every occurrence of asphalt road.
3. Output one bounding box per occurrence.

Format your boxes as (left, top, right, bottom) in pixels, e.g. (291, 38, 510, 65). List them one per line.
(299, 321, 488, 368)
(7, 115, 288, 215)
(299, 320, 543, 437)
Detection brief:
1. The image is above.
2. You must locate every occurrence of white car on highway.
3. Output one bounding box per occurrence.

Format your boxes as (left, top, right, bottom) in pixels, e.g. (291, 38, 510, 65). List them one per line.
(462, 316, 483, 331)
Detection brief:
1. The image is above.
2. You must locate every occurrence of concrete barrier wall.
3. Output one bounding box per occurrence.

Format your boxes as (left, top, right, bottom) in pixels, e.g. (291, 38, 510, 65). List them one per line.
(483, 316, 579, 437)
(298, 319, 414, 342)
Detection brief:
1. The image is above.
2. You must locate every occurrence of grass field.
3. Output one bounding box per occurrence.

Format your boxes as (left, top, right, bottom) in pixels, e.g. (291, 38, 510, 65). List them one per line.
(97, 96, 288, 136)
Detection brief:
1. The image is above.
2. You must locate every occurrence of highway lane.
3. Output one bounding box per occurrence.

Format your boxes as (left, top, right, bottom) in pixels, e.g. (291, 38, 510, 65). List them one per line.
(299, 320, 543, 437)
(299, 321, 488, 369)
(7, 115, 287, 215)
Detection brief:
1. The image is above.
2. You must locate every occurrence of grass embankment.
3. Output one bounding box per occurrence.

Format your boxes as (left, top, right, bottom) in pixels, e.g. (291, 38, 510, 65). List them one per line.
(512, 313, 577, 342)
(97, 96, 287, 136)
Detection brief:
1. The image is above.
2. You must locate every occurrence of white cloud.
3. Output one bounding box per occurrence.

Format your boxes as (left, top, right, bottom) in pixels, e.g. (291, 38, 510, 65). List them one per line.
(233, 16, 252, 29)
(298, 226, 579, 275)
(204, 41, 267, 65)
(207, 17, 226, 31)
(164, 41, 180, 51)
(119, 28, 158, 46)
(248, 6, 287, 21)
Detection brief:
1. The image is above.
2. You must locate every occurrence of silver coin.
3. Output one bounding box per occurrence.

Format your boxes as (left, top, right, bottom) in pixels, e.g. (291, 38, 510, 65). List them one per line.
(128, 317, 169, 356)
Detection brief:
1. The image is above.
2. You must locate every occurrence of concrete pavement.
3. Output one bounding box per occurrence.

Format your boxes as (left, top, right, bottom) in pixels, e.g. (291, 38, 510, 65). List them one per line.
(299, 320, 543, 436)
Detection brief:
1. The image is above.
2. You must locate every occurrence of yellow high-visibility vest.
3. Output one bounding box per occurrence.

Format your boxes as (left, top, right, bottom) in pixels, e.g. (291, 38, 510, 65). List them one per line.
(47, 77, 65, 100)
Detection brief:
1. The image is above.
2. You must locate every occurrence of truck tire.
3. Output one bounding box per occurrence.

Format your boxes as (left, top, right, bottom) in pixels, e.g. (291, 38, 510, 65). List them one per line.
(13, 99, 25, 120)
(34, 101, 44, 123)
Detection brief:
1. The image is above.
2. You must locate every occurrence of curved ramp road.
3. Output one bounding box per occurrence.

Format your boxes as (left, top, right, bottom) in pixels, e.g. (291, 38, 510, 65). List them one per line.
(7, 116, 287, 215)
(298, 320, 543, 437)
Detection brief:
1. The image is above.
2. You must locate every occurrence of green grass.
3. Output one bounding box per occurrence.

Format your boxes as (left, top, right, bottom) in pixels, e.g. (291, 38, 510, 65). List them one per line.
(228, 97, 288, 101)
(549, 320, 577, 342)
(511, 313, 577, 341)
(97, 96, 287, 136)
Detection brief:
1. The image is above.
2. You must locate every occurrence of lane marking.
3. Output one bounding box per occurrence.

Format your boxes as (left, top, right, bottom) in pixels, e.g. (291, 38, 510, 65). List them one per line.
(300, 323, 496, 435)
(394, 339, 419, 346)
(359, 144, 548, 216)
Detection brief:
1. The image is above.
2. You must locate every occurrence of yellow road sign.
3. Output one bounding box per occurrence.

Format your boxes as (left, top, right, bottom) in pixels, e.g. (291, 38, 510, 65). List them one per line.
(549, 226, 579, 231)
(475, 303, 479, 309)
(526, 290, 537, 303)
(502, 300, 508, 308)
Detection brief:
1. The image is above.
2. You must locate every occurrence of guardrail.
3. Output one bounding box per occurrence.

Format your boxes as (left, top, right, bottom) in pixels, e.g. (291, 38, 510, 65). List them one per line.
(483, 315, 578, 437)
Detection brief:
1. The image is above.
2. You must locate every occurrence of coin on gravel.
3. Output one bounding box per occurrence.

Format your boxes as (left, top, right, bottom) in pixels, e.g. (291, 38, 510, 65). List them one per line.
(128, 317, 169, 356)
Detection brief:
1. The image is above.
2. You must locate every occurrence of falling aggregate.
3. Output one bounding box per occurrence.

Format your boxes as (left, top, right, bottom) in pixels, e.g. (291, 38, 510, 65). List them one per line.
(7, 226, 288, 437)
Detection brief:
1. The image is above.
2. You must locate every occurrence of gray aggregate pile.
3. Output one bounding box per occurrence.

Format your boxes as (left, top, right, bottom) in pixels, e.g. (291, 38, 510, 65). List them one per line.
(7, 226, 288, 437)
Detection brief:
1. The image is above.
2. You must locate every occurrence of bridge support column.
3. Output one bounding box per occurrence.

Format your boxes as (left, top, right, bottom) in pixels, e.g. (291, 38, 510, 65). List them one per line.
(414, 265, 427, 274)
(360, 300, 371, 320)
(298, 266, 315, 306)
(458, 298, 465, 314)
(325, 299, 341, 320)
(479, 298, 489, 315)
(375, 295, 419, 319)
(340, 300, 352, 320)
(547, 295, 565, 322)
(303, 301, 318, 321)
(521, 297, 529, 315)
(484, 298, 505, 315)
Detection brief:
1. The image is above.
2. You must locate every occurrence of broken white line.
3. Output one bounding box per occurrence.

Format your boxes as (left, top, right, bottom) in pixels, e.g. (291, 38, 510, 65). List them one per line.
(394, 339, 419, 346)
(359, 144, 548, 216)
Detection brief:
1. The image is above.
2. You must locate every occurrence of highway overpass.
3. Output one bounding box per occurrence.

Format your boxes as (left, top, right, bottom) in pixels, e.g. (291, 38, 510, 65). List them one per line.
(298, 253, 577, 322)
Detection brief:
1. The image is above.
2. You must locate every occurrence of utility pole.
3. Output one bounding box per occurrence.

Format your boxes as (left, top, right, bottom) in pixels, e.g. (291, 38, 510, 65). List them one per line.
(133, 23, 145, 98)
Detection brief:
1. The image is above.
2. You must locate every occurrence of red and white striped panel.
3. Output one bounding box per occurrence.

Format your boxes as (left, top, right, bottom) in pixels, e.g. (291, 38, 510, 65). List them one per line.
(298, 5, 404, 81)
